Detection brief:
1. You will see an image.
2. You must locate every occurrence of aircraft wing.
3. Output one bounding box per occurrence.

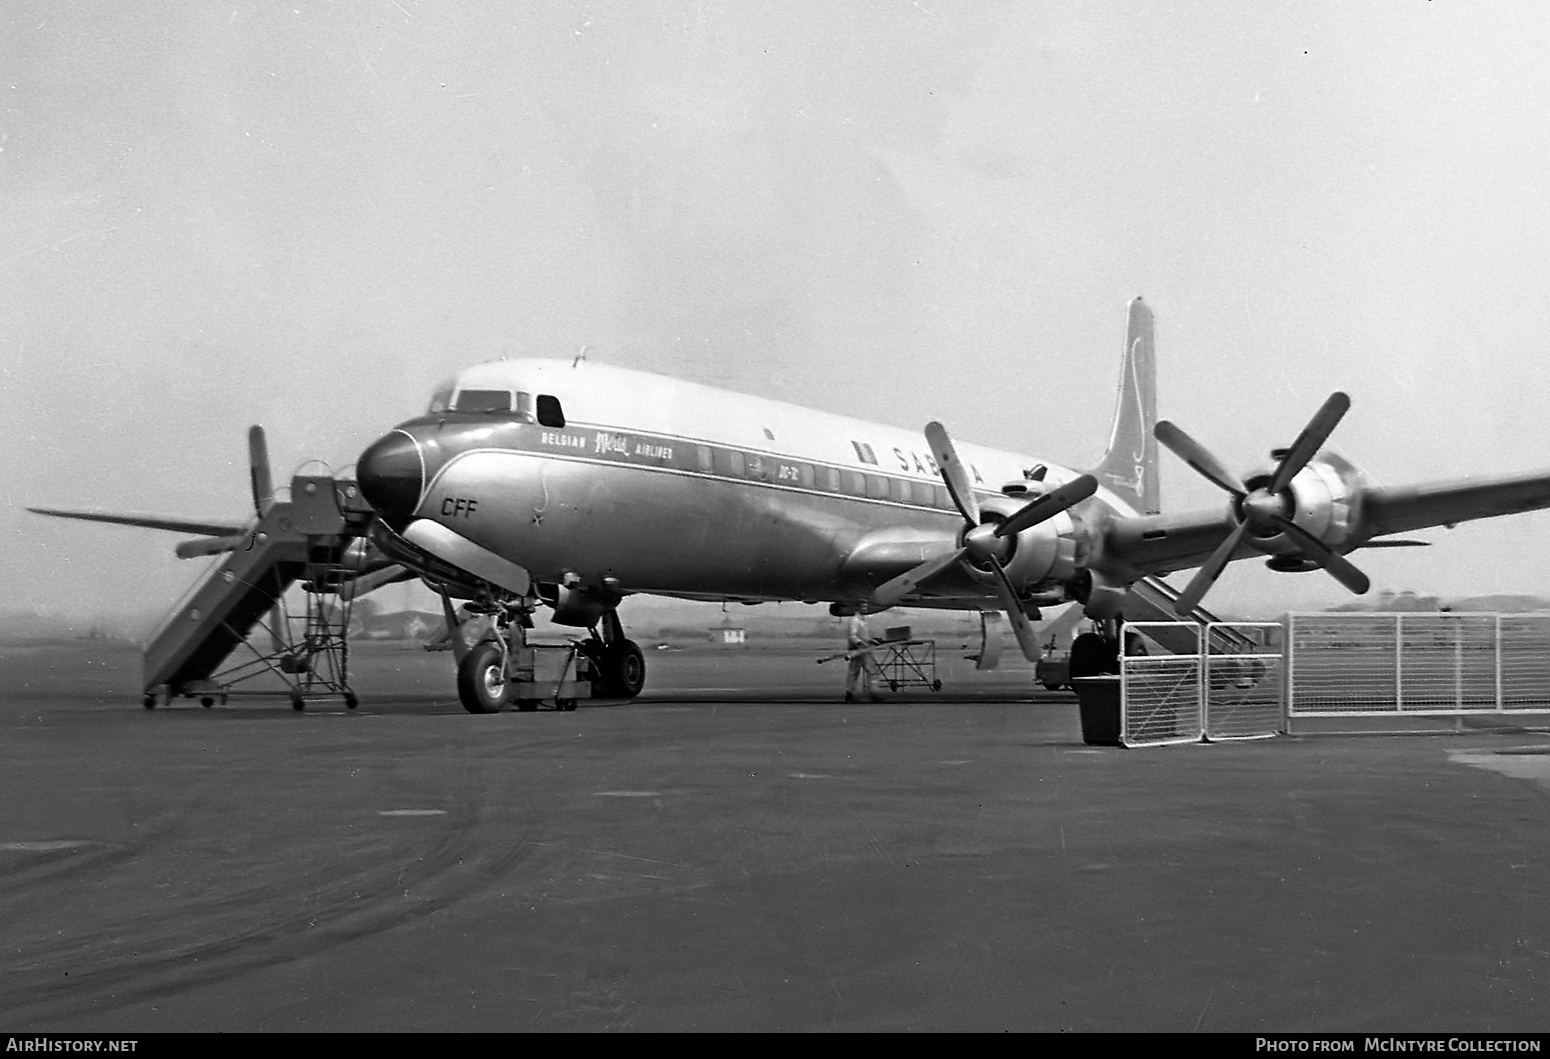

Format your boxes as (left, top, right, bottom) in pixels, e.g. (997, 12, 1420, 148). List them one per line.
(1357, 469, 1550, 538)
(26, 506, 249, 537)
(1100, 467, 1550, 580)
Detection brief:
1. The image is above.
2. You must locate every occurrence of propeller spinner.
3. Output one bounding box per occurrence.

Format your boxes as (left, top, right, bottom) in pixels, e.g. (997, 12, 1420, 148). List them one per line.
(1155, 392, 1370, 613)
(871, 422, 1097, 662)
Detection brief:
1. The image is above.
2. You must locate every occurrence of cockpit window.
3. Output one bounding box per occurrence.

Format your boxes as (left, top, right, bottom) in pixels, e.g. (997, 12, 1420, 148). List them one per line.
(453, 389, 514, 413)
(428, 384, 454, 414)
(514, 391, 535, 424)
(536, 394, 565, 428)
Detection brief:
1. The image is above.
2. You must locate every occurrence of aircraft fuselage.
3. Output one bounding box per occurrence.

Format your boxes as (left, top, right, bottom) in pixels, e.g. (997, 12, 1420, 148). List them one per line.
(358, 358, 1135, 612)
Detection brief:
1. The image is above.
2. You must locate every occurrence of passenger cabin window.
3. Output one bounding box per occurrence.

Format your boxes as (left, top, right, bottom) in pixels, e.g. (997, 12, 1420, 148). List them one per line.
(536, 394, 565, 428)
(454, 389, 513, 413)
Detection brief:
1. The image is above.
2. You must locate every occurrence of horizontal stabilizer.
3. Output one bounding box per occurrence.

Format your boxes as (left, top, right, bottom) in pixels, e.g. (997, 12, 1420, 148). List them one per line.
(175, 534, 251, 559)
(338, 564, 415, 601)
(28, 506, 248, 537)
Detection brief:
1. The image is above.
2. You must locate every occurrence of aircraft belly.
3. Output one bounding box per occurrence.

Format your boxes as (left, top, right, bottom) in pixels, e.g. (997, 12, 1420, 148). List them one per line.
(421, 451, 873, 599)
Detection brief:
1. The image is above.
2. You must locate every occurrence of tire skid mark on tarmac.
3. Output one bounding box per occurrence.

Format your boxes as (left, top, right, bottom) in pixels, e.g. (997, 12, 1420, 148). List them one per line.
(3, 800, 535, 1025)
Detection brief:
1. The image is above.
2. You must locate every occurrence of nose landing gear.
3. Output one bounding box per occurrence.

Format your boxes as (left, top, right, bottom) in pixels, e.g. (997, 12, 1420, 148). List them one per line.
(445, 593, 605, 714)
(440, 588, 647, 713)
(457, 640, 513, 714)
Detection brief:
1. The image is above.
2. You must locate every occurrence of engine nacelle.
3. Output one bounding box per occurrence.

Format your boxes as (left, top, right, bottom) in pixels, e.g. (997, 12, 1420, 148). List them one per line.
(960, 494, 1079, 592)
(541, 584, 621, 627)
(1240, 452, 1371, 559)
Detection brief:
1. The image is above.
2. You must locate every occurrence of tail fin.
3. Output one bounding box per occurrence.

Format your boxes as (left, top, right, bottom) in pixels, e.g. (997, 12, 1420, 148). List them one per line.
(1090, 297, 1160, 515)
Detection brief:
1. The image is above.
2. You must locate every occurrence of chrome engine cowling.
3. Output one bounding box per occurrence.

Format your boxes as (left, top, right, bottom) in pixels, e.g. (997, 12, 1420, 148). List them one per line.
(960, 494, 1079, 592)
(1239, 452, 1370, 563)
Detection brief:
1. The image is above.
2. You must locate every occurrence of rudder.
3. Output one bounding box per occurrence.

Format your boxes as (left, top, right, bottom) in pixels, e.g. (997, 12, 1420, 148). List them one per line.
(1091, 297, 1160, 515)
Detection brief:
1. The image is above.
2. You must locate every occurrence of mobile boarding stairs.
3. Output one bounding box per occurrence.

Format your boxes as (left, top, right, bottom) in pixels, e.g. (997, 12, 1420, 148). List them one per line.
(140, 470, 375, 711)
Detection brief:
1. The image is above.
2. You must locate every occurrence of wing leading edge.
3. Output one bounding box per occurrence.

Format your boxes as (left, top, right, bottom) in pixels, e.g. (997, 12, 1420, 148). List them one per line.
(1358, 470, 1550, 538)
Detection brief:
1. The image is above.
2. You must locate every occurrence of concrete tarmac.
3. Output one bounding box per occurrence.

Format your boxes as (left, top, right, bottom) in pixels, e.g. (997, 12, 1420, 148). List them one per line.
(2, 640, 1549, 1032)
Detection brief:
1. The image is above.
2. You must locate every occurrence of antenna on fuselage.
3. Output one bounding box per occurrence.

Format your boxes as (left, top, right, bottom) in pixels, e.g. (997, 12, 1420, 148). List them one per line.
(572, 345, 589, 368)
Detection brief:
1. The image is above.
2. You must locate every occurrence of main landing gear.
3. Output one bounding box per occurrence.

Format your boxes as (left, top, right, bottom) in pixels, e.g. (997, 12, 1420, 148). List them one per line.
(1067, 619, 1145, 680)
(581, 610, 645, 700)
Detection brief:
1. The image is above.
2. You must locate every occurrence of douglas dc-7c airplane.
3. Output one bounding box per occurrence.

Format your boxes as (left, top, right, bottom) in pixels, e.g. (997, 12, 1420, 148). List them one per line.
(33, 299, 1550, 712)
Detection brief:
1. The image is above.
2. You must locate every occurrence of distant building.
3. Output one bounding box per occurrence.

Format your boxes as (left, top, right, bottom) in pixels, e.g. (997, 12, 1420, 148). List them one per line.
(710, 616, 747, 645)
(359, 610, 439, 640)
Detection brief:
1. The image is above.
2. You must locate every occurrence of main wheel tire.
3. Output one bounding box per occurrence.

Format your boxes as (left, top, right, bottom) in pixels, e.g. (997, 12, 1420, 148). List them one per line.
(457, 641, 510, 714)
(1068, 632, 1119, 680)
(593, 639, 646, 699)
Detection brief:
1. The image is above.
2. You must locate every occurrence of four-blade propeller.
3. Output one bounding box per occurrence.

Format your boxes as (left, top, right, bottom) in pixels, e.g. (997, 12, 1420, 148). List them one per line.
(1154, 392, 1370, 613)
(870, 422, 1097, 662)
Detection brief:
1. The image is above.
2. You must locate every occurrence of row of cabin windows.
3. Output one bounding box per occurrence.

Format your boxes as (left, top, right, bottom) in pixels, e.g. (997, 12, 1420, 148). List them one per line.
(693, 443, 953, 509)
(426, 386, 956, 510)
(429, 388, 566, 428)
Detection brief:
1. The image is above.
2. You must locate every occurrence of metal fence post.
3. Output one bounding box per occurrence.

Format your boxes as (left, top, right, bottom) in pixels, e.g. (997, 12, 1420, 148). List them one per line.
(1494, 613, 1503, 711)
(1394, 613, 1404, 712)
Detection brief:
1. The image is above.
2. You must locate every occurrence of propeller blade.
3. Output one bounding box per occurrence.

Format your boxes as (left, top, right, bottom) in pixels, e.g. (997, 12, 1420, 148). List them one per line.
(988, 560, 1042, 664)
(994, 474, 1099, 538)
(1273, 518, 1371, 595)
(1174, 521, 1249, 615)
(925, 421, 979, 525)
(249, 425, 274, 517)
(1154, 421, 1247, 497)
(1269, 392, 1350, 494)
(338, 563, 415, 602)
(870, 547, 968, 608)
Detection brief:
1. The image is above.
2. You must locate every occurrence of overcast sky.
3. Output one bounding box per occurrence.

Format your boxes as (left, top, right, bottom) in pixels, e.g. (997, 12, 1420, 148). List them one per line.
(6, 1, 1550, 627)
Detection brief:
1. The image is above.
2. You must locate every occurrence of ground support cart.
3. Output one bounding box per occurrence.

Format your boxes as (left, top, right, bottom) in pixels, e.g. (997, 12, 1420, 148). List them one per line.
(507, 641, 593, 711)
(873, 638, 942, 693)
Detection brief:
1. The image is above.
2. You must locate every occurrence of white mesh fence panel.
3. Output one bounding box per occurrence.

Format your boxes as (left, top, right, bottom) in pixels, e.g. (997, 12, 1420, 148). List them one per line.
(1121, 622, 1202, 747)
(1286, 613, 1399, 714)
(1203, 622, 1284, 740)
(1500, 615, 1550, 710)
(1288, 612, 1550, 717)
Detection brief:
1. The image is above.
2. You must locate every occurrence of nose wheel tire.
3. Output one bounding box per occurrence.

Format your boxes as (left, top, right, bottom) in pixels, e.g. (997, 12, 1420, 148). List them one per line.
(457, 641, 511, 714)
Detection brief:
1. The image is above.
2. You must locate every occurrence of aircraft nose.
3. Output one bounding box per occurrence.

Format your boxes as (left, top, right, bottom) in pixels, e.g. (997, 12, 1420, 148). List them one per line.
(357, 430, 424, 526)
